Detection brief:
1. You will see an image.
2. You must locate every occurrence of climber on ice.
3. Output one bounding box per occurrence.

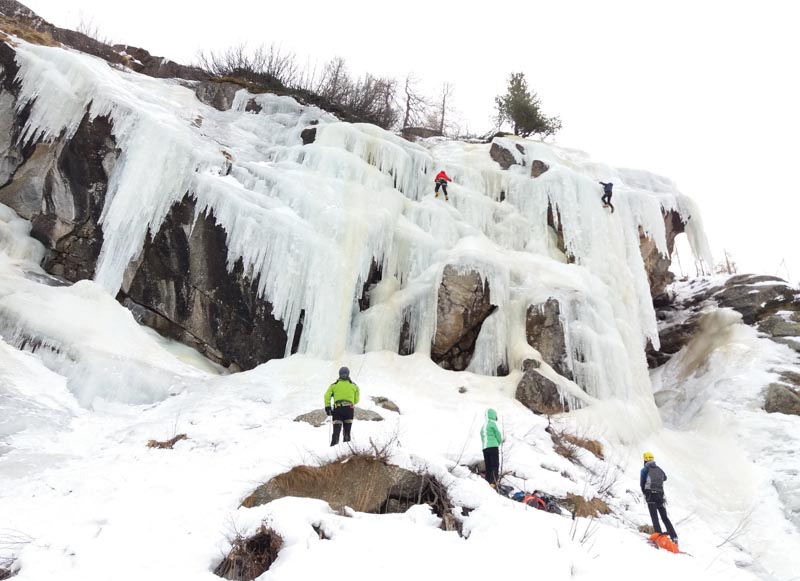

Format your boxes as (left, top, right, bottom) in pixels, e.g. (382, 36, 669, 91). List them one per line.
(599, 181, 615, 213)
(640, 451, 679, 545)
(324, 367, 360, 446)
(434, 170, 452, 201)
(480, 408, 503, 486)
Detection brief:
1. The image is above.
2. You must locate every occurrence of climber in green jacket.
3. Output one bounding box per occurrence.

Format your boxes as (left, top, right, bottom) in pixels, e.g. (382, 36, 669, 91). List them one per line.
(480, 408, 503, 486)
(324, 367, 361, 446)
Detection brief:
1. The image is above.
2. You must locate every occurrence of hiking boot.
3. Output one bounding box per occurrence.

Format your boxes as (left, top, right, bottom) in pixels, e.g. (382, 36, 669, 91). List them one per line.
(445, 196, 449, 201)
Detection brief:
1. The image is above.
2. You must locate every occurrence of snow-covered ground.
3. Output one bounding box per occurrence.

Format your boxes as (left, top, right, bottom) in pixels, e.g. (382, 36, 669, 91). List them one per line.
(1, 36, 799, 581)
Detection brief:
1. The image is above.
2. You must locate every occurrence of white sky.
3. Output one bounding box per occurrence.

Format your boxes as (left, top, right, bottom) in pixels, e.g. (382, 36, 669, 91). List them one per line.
(20, 0, 800, 283)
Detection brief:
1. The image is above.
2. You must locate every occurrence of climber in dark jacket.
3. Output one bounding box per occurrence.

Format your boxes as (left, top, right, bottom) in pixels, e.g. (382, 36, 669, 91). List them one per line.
(324, 367, 360, 446)
(599, 181, 615, 213)
(640, 451, 678, 543)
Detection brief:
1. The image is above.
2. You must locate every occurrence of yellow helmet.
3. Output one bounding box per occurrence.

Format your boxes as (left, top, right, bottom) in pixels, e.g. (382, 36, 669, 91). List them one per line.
(643, 451, 655, 462)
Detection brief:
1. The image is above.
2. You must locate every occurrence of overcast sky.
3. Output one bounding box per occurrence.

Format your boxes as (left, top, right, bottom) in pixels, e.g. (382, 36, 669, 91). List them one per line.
(20, 0, 800, 283)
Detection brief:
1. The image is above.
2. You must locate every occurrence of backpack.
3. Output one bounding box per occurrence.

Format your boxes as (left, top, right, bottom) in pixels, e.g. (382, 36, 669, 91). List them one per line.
(646, 466, 666, 493)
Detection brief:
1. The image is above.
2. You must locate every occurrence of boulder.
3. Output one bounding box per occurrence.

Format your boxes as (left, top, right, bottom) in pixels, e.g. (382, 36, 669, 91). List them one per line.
(241, 456, 428, 513)
(294, 408, 384, 427)
(764, 384, 800, 416)
(531, 160, 549, 178)
(431, 266, 496, 371)
(516, 359, 569, 415)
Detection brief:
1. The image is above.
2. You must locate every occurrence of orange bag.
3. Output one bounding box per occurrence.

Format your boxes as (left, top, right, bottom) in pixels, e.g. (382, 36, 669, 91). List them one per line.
(649, 533, 680, 553)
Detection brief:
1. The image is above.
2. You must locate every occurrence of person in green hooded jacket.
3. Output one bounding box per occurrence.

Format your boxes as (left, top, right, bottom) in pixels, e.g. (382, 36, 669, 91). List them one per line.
(324, 366, 360, 446)
(480, 408, 503, 486)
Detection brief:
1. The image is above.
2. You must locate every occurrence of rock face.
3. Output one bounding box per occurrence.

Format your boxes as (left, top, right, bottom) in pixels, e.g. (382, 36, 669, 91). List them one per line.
(241, 457, 429, 513)
(515, 298, 572, 415)
(0, 43, 116, 281)
(122, 196, 298, 370)
(639, 210, 685, 298)
(0, 41, 304, 370)
(431, 266, 496, 371)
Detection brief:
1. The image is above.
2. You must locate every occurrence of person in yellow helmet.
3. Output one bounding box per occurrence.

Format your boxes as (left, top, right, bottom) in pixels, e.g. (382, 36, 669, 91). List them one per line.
(640, 451, 678, 544)
(324, 366, 360, 446)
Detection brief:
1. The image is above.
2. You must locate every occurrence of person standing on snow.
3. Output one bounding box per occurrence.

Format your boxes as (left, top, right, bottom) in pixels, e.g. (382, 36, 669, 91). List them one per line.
(324, 367, 360, 446)
(640, 451, 679, 544)
(434, 170, 452, 201)
(480, 408, 503, 486)
(599, 181, 615, 213)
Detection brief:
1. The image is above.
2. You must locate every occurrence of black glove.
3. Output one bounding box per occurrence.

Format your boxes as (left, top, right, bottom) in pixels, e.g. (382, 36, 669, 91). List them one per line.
(325, 406, 332, 416)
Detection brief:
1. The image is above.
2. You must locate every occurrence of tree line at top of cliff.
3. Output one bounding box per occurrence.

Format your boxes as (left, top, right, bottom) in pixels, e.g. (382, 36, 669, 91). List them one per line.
(195, 43, 561, 140)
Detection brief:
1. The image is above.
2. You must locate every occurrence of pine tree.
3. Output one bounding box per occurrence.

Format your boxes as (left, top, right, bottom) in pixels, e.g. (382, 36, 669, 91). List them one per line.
(495, 73, 562, 138)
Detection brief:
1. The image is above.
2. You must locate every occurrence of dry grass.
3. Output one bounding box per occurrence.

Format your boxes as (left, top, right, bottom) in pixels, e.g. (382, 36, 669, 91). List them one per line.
(638, 524, 655, 535)
(146, 434, 188, 449)
(563, 433, 604, 459)
(213, 524, 282, 581)
(563, 493, 611, 518)
(549, 426, 604, 463)
(0, 16, 57, 47)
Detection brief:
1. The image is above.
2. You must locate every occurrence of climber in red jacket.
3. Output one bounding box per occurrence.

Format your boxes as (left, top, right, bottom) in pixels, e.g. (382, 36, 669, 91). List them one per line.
(434, 170, 451, 201)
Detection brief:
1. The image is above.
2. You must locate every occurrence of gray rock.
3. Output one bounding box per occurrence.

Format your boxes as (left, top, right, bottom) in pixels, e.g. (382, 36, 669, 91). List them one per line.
(516, 359, 569, 415)
(531, 160, 549, 178)
(489, 141, 519, 170)
(301, 127, 317, 145)
(525, 298, 571, 379)
(294, 408, 384, 428)
(758, 316, 800, 338)
(712, 279, 796, 325)
(431, 265, 496, 371)
(764, 383, 800, 416)
(371, 396, 400, 413)
(193, 81, 242, 111)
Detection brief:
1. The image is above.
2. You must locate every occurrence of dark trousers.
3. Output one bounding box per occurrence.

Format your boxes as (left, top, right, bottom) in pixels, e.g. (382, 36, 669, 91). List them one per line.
(435, 180, 448, 196)
(331, 405, 354, 446)
(601, 193, 615, 212)
(483, 447, 500, 485)
(646, 491, 677, 540)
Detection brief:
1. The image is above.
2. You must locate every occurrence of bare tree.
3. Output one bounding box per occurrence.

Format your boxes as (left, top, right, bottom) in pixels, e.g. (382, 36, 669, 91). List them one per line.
(196, 43, 299, 88)
(714, 249, 738, 275)
(76, 12, 112, 44)
(401, 74, 429, 129)
(426, 82, 454, 134)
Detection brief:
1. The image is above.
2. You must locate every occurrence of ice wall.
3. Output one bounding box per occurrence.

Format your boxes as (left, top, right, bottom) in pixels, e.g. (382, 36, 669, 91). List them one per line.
(7, 40, 713, 409)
